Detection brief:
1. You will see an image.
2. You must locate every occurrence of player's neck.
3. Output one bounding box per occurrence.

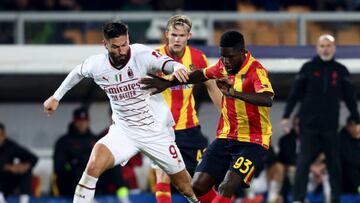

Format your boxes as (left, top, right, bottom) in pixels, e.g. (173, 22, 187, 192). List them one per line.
(166, 46, 185, 60)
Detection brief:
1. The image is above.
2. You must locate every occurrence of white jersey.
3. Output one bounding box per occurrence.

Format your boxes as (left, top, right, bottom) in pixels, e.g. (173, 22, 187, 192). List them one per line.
(54, 44, 176, 132)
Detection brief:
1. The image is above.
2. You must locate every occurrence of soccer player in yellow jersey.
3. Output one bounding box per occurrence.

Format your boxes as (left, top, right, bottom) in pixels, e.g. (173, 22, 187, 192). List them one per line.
(141, 30, 274, 203)
(153, 15, 222, 203)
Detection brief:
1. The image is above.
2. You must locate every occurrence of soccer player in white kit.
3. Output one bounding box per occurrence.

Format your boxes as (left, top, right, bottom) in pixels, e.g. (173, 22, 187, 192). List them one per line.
(43, 22, 200, 203)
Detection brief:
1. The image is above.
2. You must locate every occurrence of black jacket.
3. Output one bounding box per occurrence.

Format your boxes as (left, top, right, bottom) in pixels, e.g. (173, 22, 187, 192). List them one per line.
(53, 123, 97, 196)
(0, 138, 38, 174)
(339, 127, 360, 194)
(283, 56, 360, 130)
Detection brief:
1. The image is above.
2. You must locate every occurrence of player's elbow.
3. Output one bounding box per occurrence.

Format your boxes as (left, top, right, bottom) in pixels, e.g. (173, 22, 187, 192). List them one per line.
(263, 98, 273, 107)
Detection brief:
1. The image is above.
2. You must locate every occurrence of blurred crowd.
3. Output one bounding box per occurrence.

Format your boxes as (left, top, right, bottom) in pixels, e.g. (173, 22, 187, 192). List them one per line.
(1, 0, 360, 12)
(1, 0, 360, 45)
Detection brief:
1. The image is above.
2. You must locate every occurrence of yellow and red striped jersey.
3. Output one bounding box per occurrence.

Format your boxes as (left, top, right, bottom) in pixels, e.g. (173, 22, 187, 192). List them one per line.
(203, 51, 273, 149)
(157, 45, 209, 130)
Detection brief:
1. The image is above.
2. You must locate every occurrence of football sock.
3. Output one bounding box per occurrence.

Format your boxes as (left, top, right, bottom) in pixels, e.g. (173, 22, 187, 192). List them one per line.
(197, 188, 216, 203)
(211, 194, 231, 203)
(155, 183, 171, 203)
(73, 172, 98, 203)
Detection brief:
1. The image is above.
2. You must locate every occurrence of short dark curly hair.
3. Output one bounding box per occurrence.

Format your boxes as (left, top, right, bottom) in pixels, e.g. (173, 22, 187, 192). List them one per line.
(102, 21, 128, 40)
(220, 30, 245, 49)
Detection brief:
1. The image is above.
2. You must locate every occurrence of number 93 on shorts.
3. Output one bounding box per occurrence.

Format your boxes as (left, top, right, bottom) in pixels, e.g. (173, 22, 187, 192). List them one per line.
(228, 142, 267, 188)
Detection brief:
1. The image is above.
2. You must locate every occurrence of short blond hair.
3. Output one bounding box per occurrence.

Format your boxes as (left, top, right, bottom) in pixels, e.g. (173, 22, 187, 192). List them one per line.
(166, 15, 192, 32)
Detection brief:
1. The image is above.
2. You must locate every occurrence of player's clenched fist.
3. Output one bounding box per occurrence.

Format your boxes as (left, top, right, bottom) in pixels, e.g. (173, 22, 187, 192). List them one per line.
(43, 96, 59, 117)
(216, 78, 234, 96)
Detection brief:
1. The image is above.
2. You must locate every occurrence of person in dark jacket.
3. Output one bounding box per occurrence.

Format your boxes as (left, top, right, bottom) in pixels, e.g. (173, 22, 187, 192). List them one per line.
(53, 107, 97, 197)
(280, 34, 360, 203)
(340, 116, 360, 194)
(0, 122, 38, 203)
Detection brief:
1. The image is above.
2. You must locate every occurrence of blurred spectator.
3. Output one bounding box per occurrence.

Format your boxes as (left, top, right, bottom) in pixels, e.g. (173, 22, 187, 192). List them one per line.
(340, 116, 360, 194)
(279, 116, 331, 202)
(0, 122, 38, 203)
(53, 107, 97, 197)
(281, 34, 360, 203)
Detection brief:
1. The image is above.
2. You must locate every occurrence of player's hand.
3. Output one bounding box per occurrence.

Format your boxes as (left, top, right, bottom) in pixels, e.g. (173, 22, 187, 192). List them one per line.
(140, 73, 172, 95)
(43, 96, 59, 117)
(169, 64, 189, 82)
(216, 78, 233, 96)
(280, 118, 290, 134)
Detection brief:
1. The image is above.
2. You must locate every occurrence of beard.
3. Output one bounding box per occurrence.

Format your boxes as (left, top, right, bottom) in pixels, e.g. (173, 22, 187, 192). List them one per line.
(109, 52, 128, 67)
(319, 54, 334, 61)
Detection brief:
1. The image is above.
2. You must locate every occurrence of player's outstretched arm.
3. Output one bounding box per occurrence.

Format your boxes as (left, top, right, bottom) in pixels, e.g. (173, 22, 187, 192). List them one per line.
(43, 96, 59, 117)
(43, 65, 85, 117)
(141, 70, 208, 95)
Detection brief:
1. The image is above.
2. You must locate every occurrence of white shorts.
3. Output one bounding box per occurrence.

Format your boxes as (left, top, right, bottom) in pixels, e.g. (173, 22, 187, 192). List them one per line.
(97, 124, 185, 175)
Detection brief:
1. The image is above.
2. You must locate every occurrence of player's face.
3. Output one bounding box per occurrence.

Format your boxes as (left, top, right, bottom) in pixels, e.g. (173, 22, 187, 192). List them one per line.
(317, 38, 336, 61)
(74, 120, 90, 134)
(104, 35, 130, 66)
(347, 121, 360, 139)
(165, 25, 191, 56)
(220, 47, 246, 74)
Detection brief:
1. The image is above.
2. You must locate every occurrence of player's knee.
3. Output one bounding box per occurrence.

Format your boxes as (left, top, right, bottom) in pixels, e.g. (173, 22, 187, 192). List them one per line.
(155, 169, 171, 183)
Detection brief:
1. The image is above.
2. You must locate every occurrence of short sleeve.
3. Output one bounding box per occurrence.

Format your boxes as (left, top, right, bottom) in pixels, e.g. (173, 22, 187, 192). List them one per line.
(203, 59, 226, 79)
(253, 67, 274, 93)
(135, 44, 173, 73)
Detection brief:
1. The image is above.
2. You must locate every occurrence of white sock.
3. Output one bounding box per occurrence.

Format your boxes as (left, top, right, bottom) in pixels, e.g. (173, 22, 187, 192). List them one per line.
(322, 173, 331, 203)
(73, 172, 98, 203)
(0, 192, 6, 203)
(267, 180, 280, 202)
(19, 194, 29, 203)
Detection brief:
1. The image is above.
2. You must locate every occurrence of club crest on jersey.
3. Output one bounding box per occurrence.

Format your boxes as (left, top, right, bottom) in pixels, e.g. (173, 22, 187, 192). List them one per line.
(115, 73, 122, 82)
(127, 67, 134, 79)
(189, 64, 195, 71)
